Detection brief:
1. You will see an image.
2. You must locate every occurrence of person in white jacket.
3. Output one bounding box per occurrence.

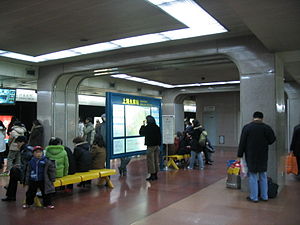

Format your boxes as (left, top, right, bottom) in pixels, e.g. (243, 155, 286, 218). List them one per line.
(6, 121, 27, 173)
(0, 121, 7, 170)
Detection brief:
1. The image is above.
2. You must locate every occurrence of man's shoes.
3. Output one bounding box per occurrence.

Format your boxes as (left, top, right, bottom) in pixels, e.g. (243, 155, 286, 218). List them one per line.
(205, 162, 213, 165)
(1, 197, 16, 202)
(259, 197, 268, 202)
(246, 196, 259, 203)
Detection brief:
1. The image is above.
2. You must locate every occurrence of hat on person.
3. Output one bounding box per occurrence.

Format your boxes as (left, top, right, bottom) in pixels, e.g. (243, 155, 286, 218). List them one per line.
(33, 146, 44, 152)
(15, 136, 27, 143)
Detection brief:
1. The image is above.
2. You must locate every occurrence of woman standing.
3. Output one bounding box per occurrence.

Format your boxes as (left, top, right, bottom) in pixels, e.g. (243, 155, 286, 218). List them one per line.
(28, 120, 44, 147)
(0, 121, 6, 170)
(139, 115, 161, 181)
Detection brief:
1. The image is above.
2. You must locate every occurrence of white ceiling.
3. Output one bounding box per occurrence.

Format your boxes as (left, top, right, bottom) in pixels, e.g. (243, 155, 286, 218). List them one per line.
(0, 0, 300, 92)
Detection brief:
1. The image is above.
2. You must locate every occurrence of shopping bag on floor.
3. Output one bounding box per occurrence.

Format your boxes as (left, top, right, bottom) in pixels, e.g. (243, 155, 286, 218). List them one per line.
(226, 160, 241, 189)
(285, 153, 298, 175)
(226, 174, 241, 189)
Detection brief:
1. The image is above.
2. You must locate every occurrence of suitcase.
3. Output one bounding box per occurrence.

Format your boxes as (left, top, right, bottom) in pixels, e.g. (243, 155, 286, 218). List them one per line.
(226, 174, 241, 189)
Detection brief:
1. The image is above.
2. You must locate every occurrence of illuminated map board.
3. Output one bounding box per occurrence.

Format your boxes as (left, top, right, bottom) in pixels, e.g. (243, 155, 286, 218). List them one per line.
(106, 92, 161, 159)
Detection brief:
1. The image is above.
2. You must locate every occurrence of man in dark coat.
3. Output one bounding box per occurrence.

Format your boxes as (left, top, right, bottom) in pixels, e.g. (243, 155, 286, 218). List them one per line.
(139, 115, 161, 181)
(290, 123, 300, 174)
(237, 111, 276, 202)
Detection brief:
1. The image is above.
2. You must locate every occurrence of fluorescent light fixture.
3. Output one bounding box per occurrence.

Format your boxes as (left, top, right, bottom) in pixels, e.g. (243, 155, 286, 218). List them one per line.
(35, 50, 80, 62)
(147, 0, 227, 32)
(144, 80, 174, 88)
(94, 68, 118, 73)
(111, 73, 239, 89)
(199, 80, 240, 86)
(111, 74, 131, 79)
(72, 42, 120, 54)
(0, 52, 36, 62)
(174, 83, 200, 87)
(111, 33, 169, 48)
(0, 0, 227, 62)
(126, 77, 149, 83)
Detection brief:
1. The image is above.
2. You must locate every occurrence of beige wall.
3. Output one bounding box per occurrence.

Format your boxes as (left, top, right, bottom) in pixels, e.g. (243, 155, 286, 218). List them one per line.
(195, 91, 240, 148)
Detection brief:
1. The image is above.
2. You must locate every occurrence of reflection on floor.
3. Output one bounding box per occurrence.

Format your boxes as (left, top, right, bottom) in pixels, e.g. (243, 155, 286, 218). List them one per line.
(0, 148, 299, 225)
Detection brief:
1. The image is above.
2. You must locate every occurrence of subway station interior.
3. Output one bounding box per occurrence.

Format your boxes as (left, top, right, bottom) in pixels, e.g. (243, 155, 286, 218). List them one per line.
(0, 1, 300, 224)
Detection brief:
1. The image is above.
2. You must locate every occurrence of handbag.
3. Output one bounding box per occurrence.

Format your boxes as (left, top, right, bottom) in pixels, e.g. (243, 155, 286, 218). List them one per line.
(285, 152, 298, 175)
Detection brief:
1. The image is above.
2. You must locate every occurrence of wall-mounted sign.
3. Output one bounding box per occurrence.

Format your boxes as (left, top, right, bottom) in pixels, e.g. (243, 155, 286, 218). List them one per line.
(204, 106, 216, 112)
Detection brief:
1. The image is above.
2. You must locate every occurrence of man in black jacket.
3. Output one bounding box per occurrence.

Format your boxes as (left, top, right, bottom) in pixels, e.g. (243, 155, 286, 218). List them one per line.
(237, 111, 276, 203)
(139, 115, 161, 181)
(290, 123, 300, 174)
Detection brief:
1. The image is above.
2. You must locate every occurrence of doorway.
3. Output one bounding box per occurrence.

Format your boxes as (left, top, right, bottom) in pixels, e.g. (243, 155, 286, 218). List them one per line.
(203, 112, 217, 146)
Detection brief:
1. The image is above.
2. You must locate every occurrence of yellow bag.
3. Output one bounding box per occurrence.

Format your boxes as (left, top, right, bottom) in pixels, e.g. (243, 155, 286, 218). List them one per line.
(285, 153, 298, 175)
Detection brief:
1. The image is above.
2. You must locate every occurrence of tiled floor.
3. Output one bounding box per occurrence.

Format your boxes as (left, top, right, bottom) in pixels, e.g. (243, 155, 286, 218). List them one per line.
(0, 148, 299, 225)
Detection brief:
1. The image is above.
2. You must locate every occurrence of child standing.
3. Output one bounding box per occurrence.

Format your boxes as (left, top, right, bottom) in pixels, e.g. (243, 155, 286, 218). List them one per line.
(23, 146, 56, 209)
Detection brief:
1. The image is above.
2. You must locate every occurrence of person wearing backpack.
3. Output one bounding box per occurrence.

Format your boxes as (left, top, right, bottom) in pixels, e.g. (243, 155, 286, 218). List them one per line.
(198, 129, 213, 165)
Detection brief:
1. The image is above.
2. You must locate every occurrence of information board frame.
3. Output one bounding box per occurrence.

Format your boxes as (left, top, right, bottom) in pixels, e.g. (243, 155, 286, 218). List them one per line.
(106, 92, 162, 161)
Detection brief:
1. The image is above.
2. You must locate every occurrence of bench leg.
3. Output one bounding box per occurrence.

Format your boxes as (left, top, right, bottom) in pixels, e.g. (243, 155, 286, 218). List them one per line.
(167, 159, 172, 167)
(34, 196, 43, 207)
(105, 177, 114, 188)
(170, 159, 179, 170)
(22, 196, 43, 207)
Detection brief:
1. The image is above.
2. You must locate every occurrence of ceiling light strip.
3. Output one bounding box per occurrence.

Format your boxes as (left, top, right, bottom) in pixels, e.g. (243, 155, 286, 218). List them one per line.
(0, 0, 227, 62)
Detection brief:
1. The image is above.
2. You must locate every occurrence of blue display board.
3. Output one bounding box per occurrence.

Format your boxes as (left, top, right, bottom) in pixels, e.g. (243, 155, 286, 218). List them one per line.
(106, 92, 162, 160)
(0, 88, 16, 104)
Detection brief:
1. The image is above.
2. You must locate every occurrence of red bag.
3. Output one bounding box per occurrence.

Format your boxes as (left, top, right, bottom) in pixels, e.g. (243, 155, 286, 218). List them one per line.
(285, 153, 298, 175)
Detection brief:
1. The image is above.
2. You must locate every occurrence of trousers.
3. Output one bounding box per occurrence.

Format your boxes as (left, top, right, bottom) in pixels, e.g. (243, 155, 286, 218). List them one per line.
(147, 146, 160, 174)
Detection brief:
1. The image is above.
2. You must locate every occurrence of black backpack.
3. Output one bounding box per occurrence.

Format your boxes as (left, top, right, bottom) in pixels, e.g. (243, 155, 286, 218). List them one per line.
(258, 177, 279, 198)
(268, 177, 279, 198)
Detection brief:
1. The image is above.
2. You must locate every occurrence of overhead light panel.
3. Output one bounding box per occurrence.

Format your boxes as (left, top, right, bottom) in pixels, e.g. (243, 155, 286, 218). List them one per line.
(111, 74, 131, 79)
(147, 0, 227, 33)
(0, 52, 36, 62)
(143, 80, 174, 88)
(0, 0, 227, 63)
(72, 42, 120, 54)
(35, 50, 81, 62)
(111, 33, 169, 48)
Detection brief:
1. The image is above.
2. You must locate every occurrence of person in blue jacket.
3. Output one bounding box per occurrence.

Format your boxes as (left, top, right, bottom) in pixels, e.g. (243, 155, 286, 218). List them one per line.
(23, 146, 56, 209)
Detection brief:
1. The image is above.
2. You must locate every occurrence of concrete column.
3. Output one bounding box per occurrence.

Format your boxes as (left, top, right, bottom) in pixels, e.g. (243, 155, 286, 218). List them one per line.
(238, 56, 285, 187)
(37, 65, 64, 145)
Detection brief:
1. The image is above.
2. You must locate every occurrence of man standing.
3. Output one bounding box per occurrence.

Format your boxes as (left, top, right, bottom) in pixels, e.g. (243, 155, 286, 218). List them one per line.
(290, 123, 300, 174)
(83, 117, 94, 145)
(237, 111, 276, 202)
